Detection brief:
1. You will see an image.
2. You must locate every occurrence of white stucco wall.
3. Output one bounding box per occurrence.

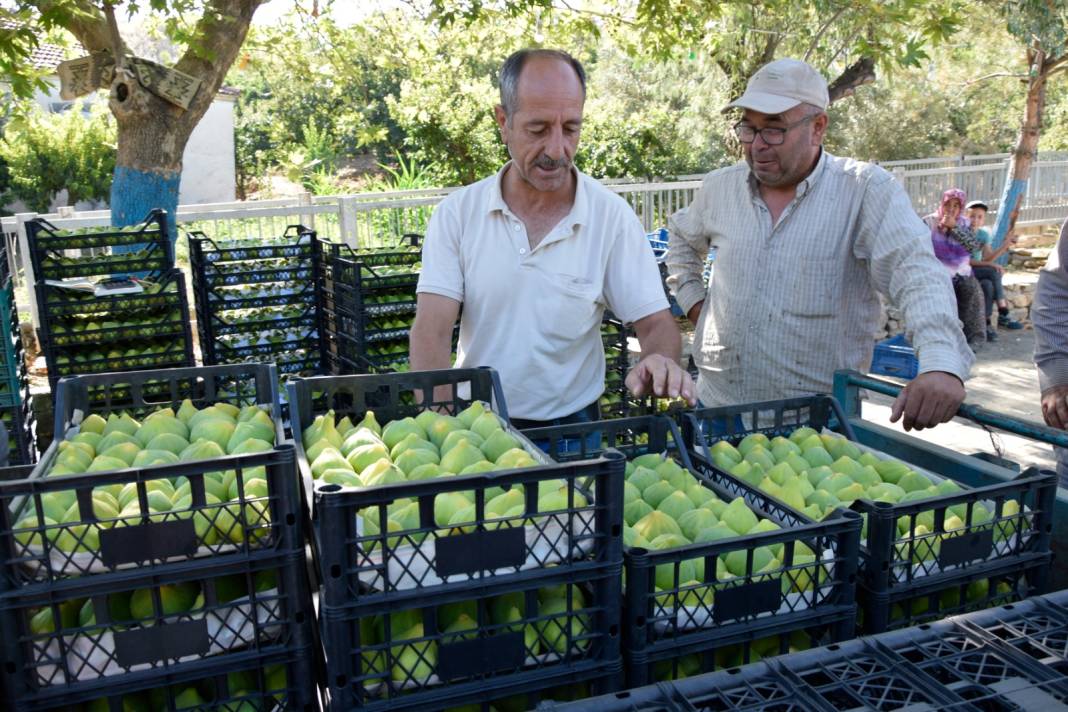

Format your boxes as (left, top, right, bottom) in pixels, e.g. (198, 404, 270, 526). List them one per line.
(179, 94, 236, 204)
(2, 80, 236, 213)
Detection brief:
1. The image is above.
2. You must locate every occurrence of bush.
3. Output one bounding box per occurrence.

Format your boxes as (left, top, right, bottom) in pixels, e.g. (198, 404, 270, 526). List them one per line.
(0, 101, 115, 212)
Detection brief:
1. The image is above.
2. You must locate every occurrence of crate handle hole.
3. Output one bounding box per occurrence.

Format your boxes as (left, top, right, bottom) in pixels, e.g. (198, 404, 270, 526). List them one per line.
(286, 513, 296, 526)
(612, 525, 620, 537)
(330, 564, 341, 579)
(827, 645, 839, 651)
(635, 616, 646, 627)
(296, 612, 305, 624)
(609, 624, 619, 637)
(336, 675, 347, 688)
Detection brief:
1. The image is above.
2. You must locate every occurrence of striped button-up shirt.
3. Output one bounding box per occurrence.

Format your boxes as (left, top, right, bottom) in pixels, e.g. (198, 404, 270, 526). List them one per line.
(666, 150, 974, 408)
(1034, 220, 1068, 394)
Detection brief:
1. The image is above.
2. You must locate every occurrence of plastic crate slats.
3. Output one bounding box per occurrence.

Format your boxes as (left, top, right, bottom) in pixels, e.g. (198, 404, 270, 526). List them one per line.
(679, 394, 1057, 634)
(26, 210, 172, 280)
(542, 592, 1068, 711)
(520, 415, 861, 688)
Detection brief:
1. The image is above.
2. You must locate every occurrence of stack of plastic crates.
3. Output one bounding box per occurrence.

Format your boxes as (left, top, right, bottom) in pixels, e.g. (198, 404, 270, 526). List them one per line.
(541, 590, 1068, 711)
(679, 395, 1058, 635)
(188, 226, 327, 406)
(0, 241, 35, 467)
(0, 364, 318, 711)
(522, 415, 860, 688)
(319, 235, 426, 375)
(599, 313, 638, 419)
(28, 211, 195, 396)
(288, 367, 625, 709)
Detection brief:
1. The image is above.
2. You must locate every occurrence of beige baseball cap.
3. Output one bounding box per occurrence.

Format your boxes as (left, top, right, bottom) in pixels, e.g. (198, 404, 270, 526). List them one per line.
(723, 58, 830, 114)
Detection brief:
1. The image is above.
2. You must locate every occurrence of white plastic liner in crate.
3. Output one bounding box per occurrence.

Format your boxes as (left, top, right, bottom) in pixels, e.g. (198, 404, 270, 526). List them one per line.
(335, 414, 599, 592)
(33, 588, 282, 685)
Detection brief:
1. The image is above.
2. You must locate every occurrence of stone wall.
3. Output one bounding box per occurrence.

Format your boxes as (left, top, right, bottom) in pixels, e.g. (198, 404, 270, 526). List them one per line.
(877, 266, 1039, 340)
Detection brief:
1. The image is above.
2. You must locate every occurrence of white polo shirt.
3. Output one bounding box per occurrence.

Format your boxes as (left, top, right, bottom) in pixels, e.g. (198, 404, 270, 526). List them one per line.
(417, 163, 668, 421)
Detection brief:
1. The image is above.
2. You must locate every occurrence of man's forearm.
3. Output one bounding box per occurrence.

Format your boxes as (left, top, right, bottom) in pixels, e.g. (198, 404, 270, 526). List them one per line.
(635, 312, 682, 363)
(409, 322, 454, 373)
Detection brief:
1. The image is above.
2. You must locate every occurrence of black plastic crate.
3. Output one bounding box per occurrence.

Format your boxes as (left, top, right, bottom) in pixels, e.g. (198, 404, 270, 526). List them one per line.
(0, 365, 306, 588)
(0, 398, 38, 468)
(860, 564, 1044, 634)
(38, 269, 186, 319)
(955, 590, 1068, 666)
(28, 645, 320, 712)
(543, 591, 1068, 712)
(0, 550, 315, 710)
(187, 227, 317, 286)
(40, 335, 195, 392)
(36, 276, 192, 349)
(320, 567, 622, 710)
(522, 416, 860, 688)
(288, 368, 624, 607)
(26, 211, 172, 281)
(199, 302, 322, 338)
(680, 395, 1058, 632)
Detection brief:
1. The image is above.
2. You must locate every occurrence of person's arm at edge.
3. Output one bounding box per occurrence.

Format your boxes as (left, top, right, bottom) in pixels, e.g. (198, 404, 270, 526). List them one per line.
(1033, 221, 1068, 429)
(858, 175, 972, 431)
(665, 177, 712, 326)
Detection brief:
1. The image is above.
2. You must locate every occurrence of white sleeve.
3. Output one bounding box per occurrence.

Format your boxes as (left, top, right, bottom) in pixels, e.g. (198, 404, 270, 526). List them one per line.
(416, 200, 464, 303)
(603, 208, 670, 323)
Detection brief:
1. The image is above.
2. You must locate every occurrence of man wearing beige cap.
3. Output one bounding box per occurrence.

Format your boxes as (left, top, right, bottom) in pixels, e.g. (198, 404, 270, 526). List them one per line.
(666, 58, 974, 430)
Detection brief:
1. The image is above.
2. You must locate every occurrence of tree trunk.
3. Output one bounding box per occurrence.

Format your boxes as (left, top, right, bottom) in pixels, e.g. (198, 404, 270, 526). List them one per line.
(108, 75, 193, 243)
(990, 51, 1049, 254)
(57, 0, 263, 241)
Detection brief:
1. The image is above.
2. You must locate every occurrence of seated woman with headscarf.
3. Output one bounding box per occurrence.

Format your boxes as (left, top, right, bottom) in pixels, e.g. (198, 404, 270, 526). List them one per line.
(924, 188, 987, 350)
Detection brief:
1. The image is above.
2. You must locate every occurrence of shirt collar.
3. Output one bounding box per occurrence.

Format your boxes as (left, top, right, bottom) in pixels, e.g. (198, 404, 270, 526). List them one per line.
(746, 147, 828, 199)
(486, 161, 589, 231)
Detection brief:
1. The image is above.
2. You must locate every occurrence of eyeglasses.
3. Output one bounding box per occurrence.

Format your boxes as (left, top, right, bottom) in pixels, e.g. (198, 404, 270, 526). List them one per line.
(733, 115, 817, 145)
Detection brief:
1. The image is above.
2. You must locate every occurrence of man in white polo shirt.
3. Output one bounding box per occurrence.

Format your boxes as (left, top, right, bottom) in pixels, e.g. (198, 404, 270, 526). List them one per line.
(411, 48, 695, 427)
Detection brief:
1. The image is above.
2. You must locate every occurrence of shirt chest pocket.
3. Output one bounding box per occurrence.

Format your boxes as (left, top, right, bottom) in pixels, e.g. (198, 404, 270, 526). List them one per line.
(536, 271, 603, 342)
(784, 257, 841, 318)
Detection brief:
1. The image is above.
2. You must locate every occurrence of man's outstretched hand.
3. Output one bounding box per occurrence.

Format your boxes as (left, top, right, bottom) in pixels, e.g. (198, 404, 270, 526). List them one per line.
(889, 370, 965, 431)
(626, 353, 697, 406)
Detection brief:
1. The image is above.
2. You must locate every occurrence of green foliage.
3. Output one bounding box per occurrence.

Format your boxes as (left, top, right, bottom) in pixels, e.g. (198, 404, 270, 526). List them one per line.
(0, 101, 115, 212)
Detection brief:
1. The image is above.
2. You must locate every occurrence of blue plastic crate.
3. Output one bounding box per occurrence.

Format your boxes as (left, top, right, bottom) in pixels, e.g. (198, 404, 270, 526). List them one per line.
(646, 229, 668, 262)
(870, 334, 919, 380)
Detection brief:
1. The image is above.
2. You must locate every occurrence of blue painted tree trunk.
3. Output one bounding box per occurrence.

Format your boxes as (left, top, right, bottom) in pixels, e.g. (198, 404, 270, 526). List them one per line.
(988, 176, 1027, 267)
(109, 165, 181, 254)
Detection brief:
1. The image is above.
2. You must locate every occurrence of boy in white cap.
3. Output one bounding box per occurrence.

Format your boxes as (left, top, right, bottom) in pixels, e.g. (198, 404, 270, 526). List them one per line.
(666, 58, 974, 431)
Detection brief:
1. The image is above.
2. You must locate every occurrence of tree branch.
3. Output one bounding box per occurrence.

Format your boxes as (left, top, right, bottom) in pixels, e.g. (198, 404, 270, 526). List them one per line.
(804, 5, 849, 63)
(1040, 52, 1068, 79)
(965, 71, 1031, 86)
(34, 0, 110, 53)
(173, 0, 265, 120)
(827, 56, 875, 104)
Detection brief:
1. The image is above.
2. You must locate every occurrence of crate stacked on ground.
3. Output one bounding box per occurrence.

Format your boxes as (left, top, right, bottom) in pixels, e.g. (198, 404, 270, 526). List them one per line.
(542, 589, 1068, 711)
(188, 227, 327, 389)
(0, 242, 36, 466)
(288, 367, 624, 709)
(521, 415, 861, 687)
(680, 394, 1058, 635)
(0, 364, 318, 711)
(319, 235, 426, 375)
(599, 314, 639, 419)
(27, 211, 194, 395)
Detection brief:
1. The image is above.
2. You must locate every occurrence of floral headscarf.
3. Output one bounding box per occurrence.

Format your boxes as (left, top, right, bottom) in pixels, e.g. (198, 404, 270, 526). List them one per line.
(937, 188, 968, 223)
(932, 188, 981, 253)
